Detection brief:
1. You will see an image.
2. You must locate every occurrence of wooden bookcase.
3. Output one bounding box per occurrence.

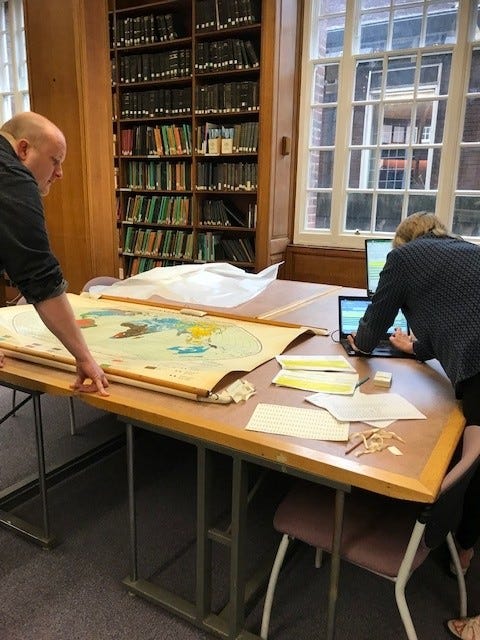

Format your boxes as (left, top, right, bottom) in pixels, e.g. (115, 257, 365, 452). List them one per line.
(23, 0, 119, 295)
(110, 0, 299, 278)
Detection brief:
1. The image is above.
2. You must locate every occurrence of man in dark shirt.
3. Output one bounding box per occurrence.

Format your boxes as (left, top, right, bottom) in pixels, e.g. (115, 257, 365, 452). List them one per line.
(347, 213, 480, 628)
(0, 111, 108, 395)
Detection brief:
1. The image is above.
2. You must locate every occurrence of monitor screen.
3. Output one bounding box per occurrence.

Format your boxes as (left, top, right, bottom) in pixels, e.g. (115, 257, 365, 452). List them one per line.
(339, 296, 408, 337)
(365, 239, 392, 297)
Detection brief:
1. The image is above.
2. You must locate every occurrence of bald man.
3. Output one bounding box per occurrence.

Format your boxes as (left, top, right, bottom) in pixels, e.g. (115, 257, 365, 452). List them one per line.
(0, 111, 108, 395)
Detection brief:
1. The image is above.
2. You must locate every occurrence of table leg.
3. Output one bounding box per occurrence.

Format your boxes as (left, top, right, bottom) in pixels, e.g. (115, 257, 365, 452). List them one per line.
(126, 423, 138, 581)
(196, 444, 213, 622)
(326, 488, 345, 640)
(229, 456, 249, 638)
(0, 391, 56, 547)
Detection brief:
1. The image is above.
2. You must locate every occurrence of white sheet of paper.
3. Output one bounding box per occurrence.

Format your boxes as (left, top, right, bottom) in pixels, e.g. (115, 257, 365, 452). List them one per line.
(90, 262, 280, 307)
(305, 391, 426, 422)
(246, 403, 350, 441)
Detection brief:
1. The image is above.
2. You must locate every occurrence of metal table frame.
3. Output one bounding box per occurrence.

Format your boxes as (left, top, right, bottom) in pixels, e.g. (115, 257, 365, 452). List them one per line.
(122, 419, 349, 640)
(0, 381, 124, 549)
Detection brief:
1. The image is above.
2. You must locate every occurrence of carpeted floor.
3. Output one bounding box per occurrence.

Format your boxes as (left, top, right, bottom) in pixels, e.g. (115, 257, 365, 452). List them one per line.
(0, 388, 478, 640)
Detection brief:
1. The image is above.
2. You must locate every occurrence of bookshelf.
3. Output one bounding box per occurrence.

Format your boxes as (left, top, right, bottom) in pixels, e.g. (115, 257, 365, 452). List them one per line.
(110, 0, 298, 278)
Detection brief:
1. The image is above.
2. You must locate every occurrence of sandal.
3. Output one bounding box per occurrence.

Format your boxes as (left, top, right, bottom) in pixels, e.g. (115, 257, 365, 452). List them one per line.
(446, 616, 480, 639)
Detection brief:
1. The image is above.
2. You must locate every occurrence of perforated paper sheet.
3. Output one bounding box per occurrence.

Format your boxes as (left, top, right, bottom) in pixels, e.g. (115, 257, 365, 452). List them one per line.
(306, 392, 426, 422)
(246, 403, 349, 441)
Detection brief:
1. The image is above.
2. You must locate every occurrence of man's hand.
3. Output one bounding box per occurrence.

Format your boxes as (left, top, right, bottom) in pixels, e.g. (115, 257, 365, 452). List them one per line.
(389, 328, 415, 354)
(72, 358, 109, 396)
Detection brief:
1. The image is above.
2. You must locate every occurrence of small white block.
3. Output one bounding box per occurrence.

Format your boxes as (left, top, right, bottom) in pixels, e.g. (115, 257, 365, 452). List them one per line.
(373, 371, 392, 388)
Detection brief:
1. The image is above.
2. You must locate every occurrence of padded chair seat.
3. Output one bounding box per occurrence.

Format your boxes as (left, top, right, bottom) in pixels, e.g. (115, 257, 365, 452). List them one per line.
(275, 482, 430, 578)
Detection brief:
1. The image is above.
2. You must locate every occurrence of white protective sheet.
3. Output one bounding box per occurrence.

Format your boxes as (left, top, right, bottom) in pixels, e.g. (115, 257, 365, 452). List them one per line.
(89, 262, 281, 308)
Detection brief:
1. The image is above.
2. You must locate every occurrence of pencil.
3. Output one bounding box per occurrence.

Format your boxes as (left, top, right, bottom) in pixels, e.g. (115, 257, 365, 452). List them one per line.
(355, 376, 370, 389)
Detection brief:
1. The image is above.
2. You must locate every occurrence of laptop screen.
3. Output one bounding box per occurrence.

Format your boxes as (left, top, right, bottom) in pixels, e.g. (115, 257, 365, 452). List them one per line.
(365, 239, 392, 297)
(338, 296, 408, 338)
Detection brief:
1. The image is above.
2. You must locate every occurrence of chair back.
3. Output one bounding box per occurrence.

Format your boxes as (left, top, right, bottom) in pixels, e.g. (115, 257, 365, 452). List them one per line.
(423, 424, 480, 549)
(82, 276, 120, 292)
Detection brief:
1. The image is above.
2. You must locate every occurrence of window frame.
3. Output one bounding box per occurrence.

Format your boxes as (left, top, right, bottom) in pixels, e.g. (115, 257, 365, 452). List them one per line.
(294, 0, 477, 250)
(0, 0, 30, 123)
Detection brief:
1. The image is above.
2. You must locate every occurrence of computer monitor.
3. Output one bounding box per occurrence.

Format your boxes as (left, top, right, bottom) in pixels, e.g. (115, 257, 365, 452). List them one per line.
(365, 238, 392, 297)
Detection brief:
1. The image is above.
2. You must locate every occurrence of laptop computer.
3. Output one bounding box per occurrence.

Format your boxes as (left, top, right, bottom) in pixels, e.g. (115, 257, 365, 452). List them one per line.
(338, 295, 414, 358)
(365, 238, 392, 297)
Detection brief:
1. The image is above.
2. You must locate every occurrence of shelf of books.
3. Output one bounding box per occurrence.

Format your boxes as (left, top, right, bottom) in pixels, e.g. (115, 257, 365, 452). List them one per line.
(110, 0, 261, 278)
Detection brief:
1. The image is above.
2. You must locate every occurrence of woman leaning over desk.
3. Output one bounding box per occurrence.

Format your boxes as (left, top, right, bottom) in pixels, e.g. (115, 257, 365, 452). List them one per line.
(346, 212, 480, 640)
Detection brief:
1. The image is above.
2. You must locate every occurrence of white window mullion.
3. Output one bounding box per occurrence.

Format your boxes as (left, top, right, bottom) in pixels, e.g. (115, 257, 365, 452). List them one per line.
(435, 1, 474, 227)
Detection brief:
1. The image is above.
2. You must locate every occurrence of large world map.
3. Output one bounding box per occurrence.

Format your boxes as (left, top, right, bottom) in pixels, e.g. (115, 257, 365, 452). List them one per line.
(0, 294, 308, 399)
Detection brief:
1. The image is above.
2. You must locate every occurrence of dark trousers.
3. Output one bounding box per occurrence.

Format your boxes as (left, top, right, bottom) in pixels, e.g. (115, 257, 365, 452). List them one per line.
(455, 372, 480, 550)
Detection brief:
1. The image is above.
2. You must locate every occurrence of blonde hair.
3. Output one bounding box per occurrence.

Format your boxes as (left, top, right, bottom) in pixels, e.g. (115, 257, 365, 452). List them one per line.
(393, 212, 450, 247)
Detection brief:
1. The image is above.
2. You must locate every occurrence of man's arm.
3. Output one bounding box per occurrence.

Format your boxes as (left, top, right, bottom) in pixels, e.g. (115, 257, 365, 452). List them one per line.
(34, 293, 109, 395)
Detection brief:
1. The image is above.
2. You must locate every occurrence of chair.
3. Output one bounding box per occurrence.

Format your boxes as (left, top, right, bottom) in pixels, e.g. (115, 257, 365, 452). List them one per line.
(261, 425, 480, 640)
(81, 275, 120, 293)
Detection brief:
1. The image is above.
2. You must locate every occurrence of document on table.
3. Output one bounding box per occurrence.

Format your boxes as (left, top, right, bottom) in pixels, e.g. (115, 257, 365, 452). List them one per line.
(275, 354, 356, 372)
(305, 391, 426, 422)
(272, 370, 358, 395)
(246, 403, 350, 441)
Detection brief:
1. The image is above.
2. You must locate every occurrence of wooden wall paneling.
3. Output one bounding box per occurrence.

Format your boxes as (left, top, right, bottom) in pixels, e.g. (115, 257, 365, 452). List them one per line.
(23, 0, 117, 294)
(284, 244, 367, 288)
(256, 0, 298, 269)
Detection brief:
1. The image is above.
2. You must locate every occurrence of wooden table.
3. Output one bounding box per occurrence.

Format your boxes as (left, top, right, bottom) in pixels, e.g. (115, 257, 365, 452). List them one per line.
(0, 281, 465, 640)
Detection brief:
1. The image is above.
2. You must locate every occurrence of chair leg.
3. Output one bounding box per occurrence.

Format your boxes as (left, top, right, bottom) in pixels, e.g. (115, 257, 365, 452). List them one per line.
(68, 397, 77, 436)
(394, 521, 425, 640)
(446, 532, 467, 617)
(315, 548, 323, 568)
(12, 389, 17, 415)
(261, 534, 291, 640)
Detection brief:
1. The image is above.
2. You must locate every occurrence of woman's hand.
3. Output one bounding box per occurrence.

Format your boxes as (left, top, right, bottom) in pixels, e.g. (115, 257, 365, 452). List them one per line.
(389, 328, 415, 354)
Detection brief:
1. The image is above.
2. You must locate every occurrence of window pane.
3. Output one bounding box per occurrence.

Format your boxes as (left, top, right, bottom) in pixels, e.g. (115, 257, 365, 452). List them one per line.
(352, 104, 379, 145)
(311, 106, 337, 146)
(321, 0, 346, 13)
(359, 10, 389, 54)
(407, 193, 437, 215)
(308, 150, 334, 188)
(457, 148, 480, 190)
(354, 59, 383, 101)
(361, 0, 390, 9)
(410, 147, 440, 189)
(316, 16, 346, 58)
(1, 94, 13, 120)
(345, 193, 373, 231)
(425, 2, 457, 45)
(386, 57, 416, 93)
(469, 49, 480, 92)
(463, 98, 480, 142)
(453, 196, 480, 236)
(306, 192, 331, 230)
(348, 149, 374, 188)
(383, 102, 413, 143)
(392, 7, 422, 50)
(313, 64, 339, 103)
(375, 193, 403, 231)
(420, 53, 451, 97)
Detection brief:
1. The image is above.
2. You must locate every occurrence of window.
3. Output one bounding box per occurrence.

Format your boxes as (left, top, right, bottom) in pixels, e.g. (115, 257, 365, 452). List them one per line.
(295, 1, 480, 248)
(0, 0, 29, 123)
